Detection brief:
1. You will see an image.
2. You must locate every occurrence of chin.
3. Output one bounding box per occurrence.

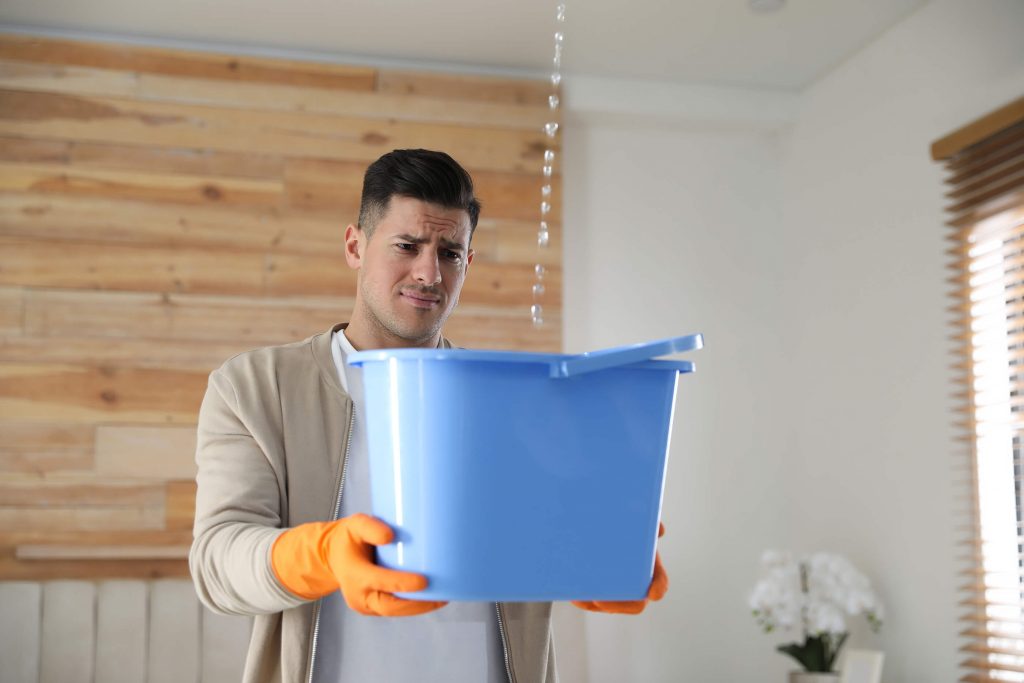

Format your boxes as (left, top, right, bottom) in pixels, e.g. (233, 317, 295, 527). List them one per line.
(391, 321, 442, 344)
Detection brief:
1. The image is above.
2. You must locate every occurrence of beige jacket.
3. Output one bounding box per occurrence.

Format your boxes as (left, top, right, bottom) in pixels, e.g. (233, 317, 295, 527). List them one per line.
(190, 323, 557, 683)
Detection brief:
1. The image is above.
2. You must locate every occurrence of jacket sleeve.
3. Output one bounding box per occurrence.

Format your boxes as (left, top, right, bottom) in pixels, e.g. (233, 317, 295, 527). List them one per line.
(189, 368, 308, 616)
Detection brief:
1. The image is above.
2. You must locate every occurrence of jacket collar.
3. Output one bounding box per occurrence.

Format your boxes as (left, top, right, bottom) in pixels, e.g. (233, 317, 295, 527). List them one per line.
(311, 322, 453, 397)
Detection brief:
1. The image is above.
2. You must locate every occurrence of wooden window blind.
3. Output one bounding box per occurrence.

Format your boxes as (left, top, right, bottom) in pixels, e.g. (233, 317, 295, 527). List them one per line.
(933, 95, 1024, 682)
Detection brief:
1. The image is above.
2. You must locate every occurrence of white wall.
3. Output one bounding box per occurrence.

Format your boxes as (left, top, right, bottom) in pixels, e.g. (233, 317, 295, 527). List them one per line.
(777, 1, 1024, 681)
(560, 0, 1024, 681)
(559, 91, 798, 682)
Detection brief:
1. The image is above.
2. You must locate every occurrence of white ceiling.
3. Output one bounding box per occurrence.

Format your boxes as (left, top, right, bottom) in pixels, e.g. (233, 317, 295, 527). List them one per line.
(0, 0, 928, 90)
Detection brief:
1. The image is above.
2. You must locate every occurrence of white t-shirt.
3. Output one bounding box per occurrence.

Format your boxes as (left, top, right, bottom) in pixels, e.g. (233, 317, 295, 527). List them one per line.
(311, 329, 507, 683)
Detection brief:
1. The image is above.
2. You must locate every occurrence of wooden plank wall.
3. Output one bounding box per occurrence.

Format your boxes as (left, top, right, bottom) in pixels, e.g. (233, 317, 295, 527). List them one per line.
(0, 34, 562, 579)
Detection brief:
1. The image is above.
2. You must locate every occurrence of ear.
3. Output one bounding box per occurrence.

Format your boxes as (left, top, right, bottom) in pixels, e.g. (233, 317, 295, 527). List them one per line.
(344, 224, 364, 269)
(466, 248, 475, 269)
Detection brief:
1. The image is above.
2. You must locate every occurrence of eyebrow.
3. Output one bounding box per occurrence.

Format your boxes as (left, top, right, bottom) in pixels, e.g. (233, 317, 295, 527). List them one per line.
(395, 233, 466, 253)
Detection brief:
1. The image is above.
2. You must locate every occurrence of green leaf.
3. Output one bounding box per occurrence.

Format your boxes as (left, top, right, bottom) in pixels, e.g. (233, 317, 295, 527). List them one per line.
(825, 633, 849, 670)
(777, 643, 812, 671)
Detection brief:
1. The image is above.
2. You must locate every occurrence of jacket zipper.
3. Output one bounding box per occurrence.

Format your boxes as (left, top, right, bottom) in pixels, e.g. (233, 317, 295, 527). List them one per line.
(495, 602, 516, 683)
(306, 405, 354, 683)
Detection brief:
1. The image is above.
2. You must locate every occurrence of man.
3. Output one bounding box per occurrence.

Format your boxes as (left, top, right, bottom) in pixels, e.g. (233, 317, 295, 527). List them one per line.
(190, 149, 667, 683)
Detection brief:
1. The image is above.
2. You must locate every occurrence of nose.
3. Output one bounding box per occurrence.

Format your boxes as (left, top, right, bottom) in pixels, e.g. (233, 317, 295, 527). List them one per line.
(412, 249, 442, 286)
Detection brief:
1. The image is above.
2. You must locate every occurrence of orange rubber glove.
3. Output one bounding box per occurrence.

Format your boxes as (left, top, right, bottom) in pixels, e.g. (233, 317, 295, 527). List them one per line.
(572, 522, 668, 615)
(271, 513, 447, 617)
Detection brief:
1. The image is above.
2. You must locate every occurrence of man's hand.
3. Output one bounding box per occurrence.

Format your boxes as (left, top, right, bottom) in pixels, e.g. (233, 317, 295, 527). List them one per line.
(271, 513, 447, 617)
(571, 523, 668, 615)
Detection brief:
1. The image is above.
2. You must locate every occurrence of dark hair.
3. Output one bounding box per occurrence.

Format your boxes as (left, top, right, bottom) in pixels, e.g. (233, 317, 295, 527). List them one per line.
(358, 149, 481, 238)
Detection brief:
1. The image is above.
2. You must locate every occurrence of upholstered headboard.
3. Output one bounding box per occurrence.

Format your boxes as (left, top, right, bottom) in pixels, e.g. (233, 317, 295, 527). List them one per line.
(0, 580, 251, 683)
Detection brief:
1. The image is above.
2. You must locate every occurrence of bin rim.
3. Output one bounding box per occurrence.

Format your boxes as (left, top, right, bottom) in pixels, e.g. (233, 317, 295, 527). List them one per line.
(347, 347, 696, 375)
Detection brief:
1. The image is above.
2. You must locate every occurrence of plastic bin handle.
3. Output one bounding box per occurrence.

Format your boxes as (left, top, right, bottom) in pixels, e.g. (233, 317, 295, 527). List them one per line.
(551, 333, 704, 379)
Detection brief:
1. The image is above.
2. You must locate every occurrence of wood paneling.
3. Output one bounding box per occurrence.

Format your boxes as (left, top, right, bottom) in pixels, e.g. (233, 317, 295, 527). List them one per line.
(0, 192, 340, 254)
(95, 427, 198, 480)
(0, 421, 94, 476)
(0, 34, 378, 91)
(0, 363, 207, 424)
(0, 336, 252, 372)
(0, 33, 562, 579)
(165, 480, 198, 532)
(0, 161, 285, 207)
(377, 69, 551, 107)
(0, 90, 553, 174)
(0, 235, 268, 294)
(0, 286, 23, 335)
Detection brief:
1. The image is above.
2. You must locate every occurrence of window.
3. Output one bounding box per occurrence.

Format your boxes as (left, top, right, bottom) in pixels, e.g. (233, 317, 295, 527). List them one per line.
(933, 96, 1024, 682)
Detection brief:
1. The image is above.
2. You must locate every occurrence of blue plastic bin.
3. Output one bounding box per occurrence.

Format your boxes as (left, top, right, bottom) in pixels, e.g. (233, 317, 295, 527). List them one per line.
(346, 333, 703, 601)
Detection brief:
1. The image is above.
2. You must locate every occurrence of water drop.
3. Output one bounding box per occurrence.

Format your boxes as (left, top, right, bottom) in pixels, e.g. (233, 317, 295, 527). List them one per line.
(544, 122, 559, 137)
(548, 95, 560, 110)
(542, 184, 552, 197)
(533, 283, 546, 297)
(538, 230, 550, 247)
(551, 72, 562, 86)
(543, 164, 553, 177)
(556, 5, 566, 22)
(535, 264, 546, 279)
(544, 150, 555, 163)
(531, 304, 544, 326)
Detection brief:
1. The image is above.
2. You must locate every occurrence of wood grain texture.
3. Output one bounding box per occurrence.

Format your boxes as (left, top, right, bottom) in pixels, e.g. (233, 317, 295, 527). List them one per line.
(0, 34, 378, 91)
(17, 545, 189, 560)
(0, 421, 95, 476)
(0, 480, 164, 506)
(0, 235, 267, 294)
(0, 556, 191, 580)
(0, 90, 554, 174)
(0, 335, 252, 372)
(0, 58, 136, 99)
(0, 285, 24, 335)
(0, 161, 284, 207)
(378, 69, 552, 107)
(21, 287, 345, 344)
(0, 59, 551, 130)
(165, 480, 198, 531)
(0, 34, 562, 580)
(95, 426, 198, 480)
(0, 134, 70, 163)
(0, 192, 341, 255)
(0, 362, 207, 424)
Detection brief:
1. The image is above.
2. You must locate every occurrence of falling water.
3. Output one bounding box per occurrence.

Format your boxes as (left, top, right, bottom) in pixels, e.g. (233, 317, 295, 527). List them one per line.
(531, 3, 565, 327)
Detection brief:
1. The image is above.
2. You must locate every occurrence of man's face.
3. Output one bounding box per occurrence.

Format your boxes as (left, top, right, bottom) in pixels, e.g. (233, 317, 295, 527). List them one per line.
(345, 195, 474, 347)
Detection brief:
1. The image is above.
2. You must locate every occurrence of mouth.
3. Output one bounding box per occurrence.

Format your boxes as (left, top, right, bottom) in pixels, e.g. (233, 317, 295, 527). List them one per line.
(400, 290, 442, 309)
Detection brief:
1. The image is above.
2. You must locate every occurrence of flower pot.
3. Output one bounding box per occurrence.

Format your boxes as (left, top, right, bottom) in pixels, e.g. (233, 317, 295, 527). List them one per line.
(789, 673, 840, 683)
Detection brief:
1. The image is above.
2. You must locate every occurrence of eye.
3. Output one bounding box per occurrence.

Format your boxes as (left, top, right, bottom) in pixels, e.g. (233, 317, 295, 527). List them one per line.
(395, 242, 417, 253)
(442, 250, 462, 263)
